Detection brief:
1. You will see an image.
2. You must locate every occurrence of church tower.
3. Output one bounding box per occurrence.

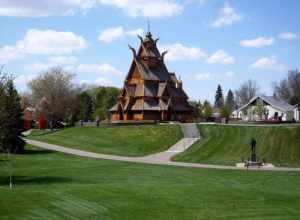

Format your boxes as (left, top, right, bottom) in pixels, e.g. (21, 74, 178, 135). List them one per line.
(110, 32, 193, 122)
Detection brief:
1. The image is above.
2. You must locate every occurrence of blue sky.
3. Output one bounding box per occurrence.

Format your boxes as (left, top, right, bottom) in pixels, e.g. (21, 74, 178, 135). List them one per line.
(0, 0, 299, 102)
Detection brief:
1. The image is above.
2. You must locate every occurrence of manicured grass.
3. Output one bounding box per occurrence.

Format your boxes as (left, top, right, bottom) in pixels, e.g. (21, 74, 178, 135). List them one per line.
(27, 124, 182, 156)
(1, 146, 300, 220)
(173, 124, 300, 167)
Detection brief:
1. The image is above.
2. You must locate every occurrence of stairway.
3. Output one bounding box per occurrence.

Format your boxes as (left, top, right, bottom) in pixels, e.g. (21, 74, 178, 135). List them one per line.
(180, 123, 200, 138)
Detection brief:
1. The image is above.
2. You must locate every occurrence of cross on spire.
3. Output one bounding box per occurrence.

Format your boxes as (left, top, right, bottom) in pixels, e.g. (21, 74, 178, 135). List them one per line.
(147, 19, 151, 33)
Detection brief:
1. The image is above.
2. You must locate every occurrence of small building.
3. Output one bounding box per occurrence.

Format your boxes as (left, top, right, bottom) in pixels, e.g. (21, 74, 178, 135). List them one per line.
(294, 104, 300, 121)
(23, 107, 47, 130)
(234, 95, 295, 122)
(23, 107, 35, 130)
(110, 32, 193, 122)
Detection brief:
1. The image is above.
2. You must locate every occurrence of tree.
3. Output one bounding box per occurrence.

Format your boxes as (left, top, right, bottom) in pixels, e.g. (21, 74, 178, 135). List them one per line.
(274, 70, 300, 105)
(90, 87, 120, 120)
(190, 100, 203, 119)
(225, 89, 235, 112)
(235, 80, 259, 108)
(254, 98, 267, 120)
(202, 100, 213, 120)
(0, 73, 25, 154)
(78, 91, 94, 122)
(28, 67, 79, 130)
(214, 84, 224, 108)
(220, 104, 231, 122)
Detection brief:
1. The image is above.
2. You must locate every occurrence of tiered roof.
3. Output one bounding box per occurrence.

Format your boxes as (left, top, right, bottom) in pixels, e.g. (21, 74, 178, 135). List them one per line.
(110, 32, 192, 113)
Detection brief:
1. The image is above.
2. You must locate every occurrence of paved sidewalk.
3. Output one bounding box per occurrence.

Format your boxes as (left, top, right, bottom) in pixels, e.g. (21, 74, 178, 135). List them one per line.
(25, 123, 300, 172)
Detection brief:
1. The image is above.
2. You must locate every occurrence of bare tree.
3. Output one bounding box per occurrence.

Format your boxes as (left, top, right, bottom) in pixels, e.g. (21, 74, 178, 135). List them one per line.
(28, 67, 79, 130)
(235, 80, 260, 108)
(274, 70, 300, 105)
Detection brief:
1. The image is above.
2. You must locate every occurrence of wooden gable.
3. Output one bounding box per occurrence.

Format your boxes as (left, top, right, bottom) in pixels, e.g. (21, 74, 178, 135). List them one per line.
(126, 60, 143, 84)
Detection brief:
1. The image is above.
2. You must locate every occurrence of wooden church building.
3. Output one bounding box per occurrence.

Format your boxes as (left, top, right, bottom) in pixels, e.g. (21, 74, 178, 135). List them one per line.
(110, 32, 193, 122)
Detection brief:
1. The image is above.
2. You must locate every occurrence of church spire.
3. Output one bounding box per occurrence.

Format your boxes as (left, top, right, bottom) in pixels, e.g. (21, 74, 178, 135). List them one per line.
(146, 19, 152, 39)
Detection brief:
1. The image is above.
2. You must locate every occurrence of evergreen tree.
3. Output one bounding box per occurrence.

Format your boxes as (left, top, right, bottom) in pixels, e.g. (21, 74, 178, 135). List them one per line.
(214, 84, 224, 108)
(225, 89, 235, 113)
(79, 92, 93, 121)
(0, 77, 25, 153)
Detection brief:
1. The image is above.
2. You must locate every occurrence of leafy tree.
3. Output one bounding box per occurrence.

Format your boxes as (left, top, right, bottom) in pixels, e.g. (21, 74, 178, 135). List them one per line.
(78, 92, 93, 122)
(190, 100, 203, 119)
(274, 70, 300, 105)
(235, 80, 259, 108)
(28, 67, 79, 130)
(0, 73, 25, 153)
(90, 87, 120, 120)
(214, 84, 224, 108)
(202, 100, 213, 120)
(225, 89, 235, 113)
(254, 98, 267, 120)
(220, 104, 232, 122)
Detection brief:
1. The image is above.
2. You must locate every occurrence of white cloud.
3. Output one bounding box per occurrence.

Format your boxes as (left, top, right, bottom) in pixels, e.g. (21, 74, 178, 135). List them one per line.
(25, 63, 52, 72)
(206, 50, 235, 64)
(251, 56, 286, 71)
(240, 37, 274, 48)
(0, 46, 19, 64)
(14, 73, 37, 91)
(211, 2, 241, 27)
(194, 73, 211, 80)
(18, 29, 87, 55)
(0, 29, 87, 64)
(278, 32, 299, 40)
(159, 43, 207, 61)
(0, 0, 183, 18)
(79, 77, 110, 86)
(225, 71, 235, 77)
(0, 0, 95, 17)
(98, 0, 183, 18)
(98, 26, 124, 43)
(125, 28, 144, 36)
(77, 63, 123, 75)
(98, 26, 144, 43)
(48, 56, 79, 65)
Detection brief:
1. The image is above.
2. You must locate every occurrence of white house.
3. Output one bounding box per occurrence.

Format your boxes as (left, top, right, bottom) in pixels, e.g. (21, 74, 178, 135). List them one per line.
(232, 95, 295, 121)
(294, 104, 300, 121)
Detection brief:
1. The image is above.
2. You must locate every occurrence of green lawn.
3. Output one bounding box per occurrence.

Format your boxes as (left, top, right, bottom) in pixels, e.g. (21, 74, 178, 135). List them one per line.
(1, 147, 300, 220)
(27, 124, 182, 157)
(173, 124, 300, 167)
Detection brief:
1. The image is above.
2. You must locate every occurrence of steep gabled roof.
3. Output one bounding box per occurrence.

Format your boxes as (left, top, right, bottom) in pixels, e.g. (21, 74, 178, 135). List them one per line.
(238, 95, 294, 112)
(133, 57, 169, 81)
(157, 82, 167, 97)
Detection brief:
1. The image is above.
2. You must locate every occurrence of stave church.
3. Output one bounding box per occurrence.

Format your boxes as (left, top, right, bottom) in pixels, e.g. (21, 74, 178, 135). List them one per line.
(110, 31, 193, 122)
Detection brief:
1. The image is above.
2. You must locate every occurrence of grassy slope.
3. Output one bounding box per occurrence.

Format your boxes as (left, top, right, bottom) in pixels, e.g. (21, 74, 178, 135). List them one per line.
(173, 124, 300, 167)
(0, 147, 300, 220)
(27, 124, 182, 157)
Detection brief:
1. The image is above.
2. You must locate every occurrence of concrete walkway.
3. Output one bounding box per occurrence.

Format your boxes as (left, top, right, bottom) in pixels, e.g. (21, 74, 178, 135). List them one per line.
(26, 123, 300, 172)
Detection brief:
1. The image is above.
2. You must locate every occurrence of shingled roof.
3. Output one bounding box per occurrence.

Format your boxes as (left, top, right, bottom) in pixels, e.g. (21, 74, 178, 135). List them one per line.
(110, 32, 193, 115)
(238, 95, 294, 112)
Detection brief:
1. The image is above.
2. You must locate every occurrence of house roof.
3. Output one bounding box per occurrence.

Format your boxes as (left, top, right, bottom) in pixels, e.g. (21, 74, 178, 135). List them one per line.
(238, 95, 294, 112)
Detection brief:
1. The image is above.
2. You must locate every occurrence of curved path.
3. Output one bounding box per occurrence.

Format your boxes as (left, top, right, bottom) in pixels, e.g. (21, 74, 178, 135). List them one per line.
(26, 123, 300, 172)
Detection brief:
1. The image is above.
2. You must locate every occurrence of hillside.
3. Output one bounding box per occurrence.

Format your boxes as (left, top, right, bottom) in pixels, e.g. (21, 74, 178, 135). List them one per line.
(27, 124, 182, 157)
(173, 124, 300, 167)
